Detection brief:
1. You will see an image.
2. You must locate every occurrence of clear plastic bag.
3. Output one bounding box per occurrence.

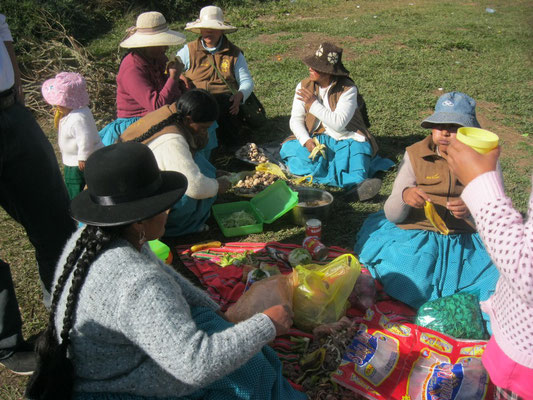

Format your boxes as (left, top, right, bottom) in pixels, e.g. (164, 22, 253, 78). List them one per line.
(415, 292, 488, 340)
(293, 254, 361, 331)
(225, 273, 295, 323)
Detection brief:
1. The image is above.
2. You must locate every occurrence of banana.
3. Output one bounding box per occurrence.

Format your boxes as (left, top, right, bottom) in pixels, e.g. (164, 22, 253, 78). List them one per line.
(190, 241, 222, 253)
(308, 138, 327, 161)
(424, 201, 449, 235)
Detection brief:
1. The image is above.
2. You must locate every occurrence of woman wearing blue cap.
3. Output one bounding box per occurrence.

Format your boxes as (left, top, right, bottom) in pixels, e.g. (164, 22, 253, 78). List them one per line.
(354, 92, 501, 329)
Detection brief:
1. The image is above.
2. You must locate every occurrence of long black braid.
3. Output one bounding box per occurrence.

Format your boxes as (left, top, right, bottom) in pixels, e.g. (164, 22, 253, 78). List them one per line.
(26, 225, 119, 400)
(128, 112, 183, 144)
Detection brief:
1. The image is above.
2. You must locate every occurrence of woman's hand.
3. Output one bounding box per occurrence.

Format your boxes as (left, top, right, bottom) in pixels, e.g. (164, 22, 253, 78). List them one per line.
(446, 198, 470, 219)
(402, 187, 431, 208)
(304, 138, 316, 153)
(78, 160, 86, 171)
(447, 138, 500, 186)
(229, 91, 244, 115)
(296, 87, 317, 108)
(263, 304, 294, 336)
(217, 176, 232, 194)
(167, 57, 185, 80)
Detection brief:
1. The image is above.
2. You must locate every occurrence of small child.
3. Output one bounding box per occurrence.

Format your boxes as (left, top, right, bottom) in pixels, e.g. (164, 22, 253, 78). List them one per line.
(354, 92, 500, 326)
(42, 72, 103, 199)
(448, 140, 532, 398)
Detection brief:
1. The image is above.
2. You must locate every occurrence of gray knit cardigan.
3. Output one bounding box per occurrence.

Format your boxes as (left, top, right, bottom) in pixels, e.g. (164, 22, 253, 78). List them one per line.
(53, 230, 276, 397)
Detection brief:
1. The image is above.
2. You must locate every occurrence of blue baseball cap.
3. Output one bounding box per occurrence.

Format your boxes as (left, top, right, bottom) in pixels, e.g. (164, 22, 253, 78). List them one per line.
(421, 91, 480, 129)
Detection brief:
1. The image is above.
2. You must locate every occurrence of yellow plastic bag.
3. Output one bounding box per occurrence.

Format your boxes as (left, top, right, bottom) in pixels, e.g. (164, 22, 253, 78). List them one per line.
(293, 254, 361, 331)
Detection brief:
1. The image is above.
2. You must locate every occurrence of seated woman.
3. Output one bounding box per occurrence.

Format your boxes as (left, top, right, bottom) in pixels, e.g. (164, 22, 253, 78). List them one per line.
(99, 12, 198, 147)
(354, 92, 500, 327)
(177, 6, 256, 147)
(26, 142, 306, 400)
(120, 89, 230, 236)
(280, 42, 394, 201)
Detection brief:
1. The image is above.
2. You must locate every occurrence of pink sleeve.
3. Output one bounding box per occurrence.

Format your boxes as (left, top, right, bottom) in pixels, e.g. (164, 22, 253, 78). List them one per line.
(119, 57, 182, 112)
(462, 171, 533, 305)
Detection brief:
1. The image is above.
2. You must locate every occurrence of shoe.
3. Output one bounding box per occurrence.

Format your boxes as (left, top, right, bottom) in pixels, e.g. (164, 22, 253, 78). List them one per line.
(0, 349, 36, 376)
(345, 178, 382, 202)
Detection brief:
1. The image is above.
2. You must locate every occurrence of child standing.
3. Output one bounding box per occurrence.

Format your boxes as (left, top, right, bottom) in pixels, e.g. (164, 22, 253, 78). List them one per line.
(354, 92, 500, 325)
(447, 139, 533, 398)
(42, 72, 103, 199)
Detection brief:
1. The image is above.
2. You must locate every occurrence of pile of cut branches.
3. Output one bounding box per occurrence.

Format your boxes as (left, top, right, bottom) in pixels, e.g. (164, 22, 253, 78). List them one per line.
(17, 11, 118, 128)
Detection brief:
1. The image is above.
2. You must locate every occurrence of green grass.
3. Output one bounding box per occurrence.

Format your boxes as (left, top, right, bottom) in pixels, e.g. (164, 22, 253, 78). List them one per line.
(1, 0, 532, 396)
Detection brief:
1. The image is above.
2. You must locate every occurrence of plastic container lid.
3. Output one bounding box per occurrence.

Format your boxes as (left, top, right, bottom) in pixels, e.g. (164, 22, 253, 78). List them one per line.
(212, 180, 298, 237)
(456, 127, 499, 154)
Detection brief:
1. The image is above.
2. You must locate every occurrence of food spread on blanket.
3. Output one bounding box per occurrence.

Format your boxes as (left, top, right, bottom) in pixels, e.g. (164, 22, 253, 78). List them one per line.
(176, 242, 494, 400)
(236, 142, 269, 163)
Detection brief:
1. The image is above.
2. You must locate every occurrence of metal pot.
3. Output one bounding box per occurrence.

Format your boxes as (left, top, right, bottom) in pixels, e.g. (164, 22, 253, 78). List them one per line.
(291, 187, 334, 226)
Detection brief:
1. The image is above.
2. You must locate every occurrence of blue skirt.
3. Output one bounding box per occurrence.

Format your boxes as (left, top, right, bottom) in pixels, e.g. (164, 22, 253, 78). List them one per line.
(280, 135, 394, 188)
(99, 117, 140, 146)
(74, 307, 306, 400)
(164, 152, 217, 236)
(196, 122, 219, 161)
(354, 211, 499, 329)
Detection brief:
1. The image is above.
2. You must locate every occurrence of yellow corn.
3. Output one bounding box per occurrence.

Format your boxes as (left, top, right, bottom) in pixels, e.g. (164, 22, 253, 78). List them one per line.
(424, 201, 449, 235)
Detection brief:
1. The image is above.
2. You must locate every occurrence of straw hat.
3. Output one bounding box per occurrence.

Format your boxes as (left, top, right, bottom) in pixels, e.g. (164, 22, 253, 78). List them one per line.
(421, 92, 480, 129)
(303, 42, 350, 77)
(70, 142, 187, 226)
(185, 6, 237, 34)
(42, 72, 89, 109)
(120, 11, 186, 49)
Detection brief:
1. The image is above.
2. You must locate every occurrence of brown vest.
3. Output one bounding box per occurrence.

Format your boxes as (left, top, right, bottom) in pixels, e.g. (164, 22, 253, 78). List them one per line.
(184, 36, 241, 95)
(301, 77, 379, 156)
(120, 103, 197, 150)
(397, 136, 475, 233)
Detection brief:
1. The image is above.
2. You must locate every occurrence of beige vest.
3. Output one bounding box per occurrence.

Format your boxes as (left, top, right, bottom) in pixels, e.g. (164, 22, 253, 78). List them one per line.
(397, 136, 475, 233)
(184, 37, 241, 95)
(301, 77, 379, 156)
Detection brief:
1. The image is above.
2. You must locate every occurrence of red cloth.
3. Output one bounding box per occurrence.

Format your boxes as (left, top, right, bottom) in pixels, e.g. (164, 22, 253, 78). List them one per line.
(116, 52, 184, 118)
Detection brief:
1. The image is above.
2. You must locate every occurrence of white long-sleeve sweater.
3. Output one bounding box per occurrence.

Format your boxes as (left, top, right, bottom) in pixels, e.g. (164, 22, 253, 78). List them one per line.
(147, 133, 218, 199)
(58, 107, 103, 166)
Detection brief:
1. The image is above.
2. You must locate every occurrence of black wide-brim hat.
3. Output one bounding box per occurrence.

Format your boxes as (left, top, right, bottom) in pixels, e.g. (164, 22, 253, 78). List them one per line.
(303, 42, 350, 77)
(71, 142, 187, 226)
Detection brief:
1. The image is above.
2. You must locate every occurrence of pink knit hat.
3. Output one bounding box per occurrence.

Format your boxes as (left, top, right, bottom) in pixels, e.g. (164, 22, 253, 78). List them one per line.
(41, 72, 89, 109)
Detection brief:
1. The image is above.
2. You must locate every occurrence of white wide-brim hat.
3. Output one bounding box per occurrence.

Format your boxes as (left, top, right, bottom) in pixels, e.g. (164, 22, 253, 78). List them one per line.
(120, 11, 186, 49)
(185, 6, 237, 34)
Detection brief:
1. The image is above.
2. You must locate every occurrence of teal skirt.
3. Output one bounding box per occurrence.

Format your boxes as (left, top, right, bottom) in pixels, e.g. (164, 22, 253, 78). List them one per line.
(164, 152, 217, 236)
(280, 134, 394, 188)
(98, 117, 140, 146)
(74, 307, 307, 400)
(354, 211, 500, 330)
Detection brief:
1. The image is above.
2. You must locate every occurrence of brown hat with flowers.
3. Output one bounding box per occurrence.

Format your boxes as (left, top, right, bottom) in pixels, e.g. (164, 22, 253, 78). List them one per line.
(303, 42, 350, 77)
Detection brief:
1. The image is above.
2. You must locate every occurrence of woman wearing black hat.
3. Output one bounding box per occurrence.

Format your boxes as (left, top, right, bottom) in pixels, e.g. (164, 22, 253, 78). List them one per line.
(280, 42, 394, 201)
(26, 142, 305, 400)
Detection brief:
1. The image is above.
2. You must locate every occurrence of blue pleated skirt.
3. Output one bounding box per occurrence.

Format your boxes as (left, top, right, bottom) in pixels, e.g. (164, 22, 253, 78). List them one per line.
(354, 211, 500, 330)
(280, 135, 394, 188)
(74, 307, 307, 400)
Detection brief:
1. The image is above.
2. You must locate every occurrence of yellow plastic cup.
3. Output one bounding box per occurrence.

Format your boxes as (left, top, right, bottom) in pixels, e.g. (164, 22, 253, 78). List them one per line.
(456, 127, 499, 154)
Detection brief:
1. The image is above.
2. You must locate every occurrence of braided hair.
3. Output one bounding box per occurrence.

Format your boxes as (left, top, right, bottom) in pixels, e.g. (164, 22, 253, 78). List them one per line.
(126, 89, 219, 144)
(26, 225, 120, 400)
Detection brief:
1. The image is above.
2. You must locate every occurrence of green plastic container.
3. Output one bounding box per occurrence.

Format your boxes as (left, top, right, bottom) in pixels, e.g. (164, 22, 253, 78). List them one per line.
(213, 180, 299, 237)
